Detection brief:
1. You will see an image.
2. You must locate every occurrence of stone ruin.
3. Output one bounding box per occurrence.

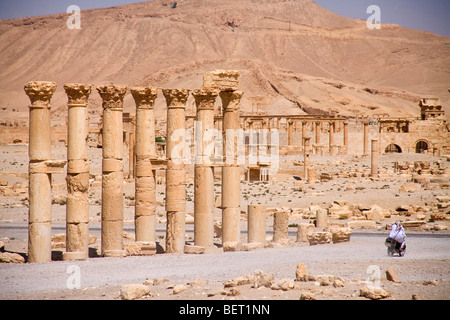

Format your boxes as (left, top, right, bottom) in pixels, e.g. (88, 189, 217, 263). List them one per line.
(17, 70, 450, 262)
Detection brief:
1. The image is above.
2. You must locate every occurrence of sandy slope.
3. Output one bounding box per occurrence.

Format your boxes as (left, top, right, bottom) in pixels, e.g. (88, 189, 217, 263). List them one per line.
(0, 0, 449, 124)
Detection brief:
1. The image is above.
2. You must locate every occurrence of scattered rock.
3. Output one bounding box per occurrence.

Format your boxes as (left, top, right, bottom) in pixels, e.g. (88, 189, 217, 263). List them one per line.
(0, 252, 25, 263)
(399, 182, 420, 193)
(299, 292, 316, 300)
(329, 227, 351, 243)
(173, 284, 189, 295)
(120, 284, 150, 300)
(271, 278, 295, 291)
(386, 267, 402, 283)
(252, 269, 274, 288)
(360, 286, 391, 300)
(295, 263, 308, 281)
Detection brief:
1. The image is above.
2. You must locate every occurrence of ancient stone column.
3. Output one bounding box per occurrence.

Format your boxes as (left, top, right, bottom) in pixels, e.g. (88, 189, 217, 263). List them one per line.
(363, 121, 369, 155)
(328, 121, 335, 155)
(343, 120, 349, 154)
(193, 88, 219, 248)
(273, 210, 289, 243)
(371, 139, 379, 177)
(248, 205, 266, 244)
(63, 83, 92, 261)
(25, 81, 57, 263)
(131, 87, 158, 243)
(303, 137, 311, 181)
(97, 85, 127, 257)
(315, 121, 321, 145)
(128, 132, 135, 179)
(301, 121, 307, 148)
(163, 88, 190, 253)
(287, 120, 293, 146)
(220, 90, 243, 249)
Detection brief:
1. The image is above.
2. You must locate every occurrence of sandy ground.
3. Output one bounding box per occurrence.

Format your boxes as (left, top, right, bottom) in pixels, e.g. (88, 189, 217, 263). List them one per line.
(0, 143, 449, 300)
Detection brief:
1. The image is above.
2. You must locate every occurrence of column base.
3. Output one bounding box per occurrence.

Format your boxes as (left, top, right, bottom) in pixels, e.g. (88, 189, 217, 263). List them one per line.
(63, 251, 88, 261)
(102, 249, 126, 257)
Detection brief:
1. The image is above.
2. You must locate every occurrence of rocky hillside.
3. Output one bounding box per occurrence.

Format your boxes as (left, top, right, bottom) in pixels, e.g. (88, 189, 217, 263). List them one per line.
(0, 0, 449, 123)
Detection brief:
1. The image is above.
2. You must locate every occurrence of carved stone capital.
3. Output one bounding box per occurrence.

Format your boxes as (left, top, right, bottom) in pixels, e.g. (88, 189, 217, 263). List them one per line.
(219, 90, 243, 113)
(24, 81, 57, 108)
(131, 87, 158, 109)
(192, 88, 219, 110)
(64, 83, 93, 105)
(162, 89, 190, 108)
(96, 85, 127, 110)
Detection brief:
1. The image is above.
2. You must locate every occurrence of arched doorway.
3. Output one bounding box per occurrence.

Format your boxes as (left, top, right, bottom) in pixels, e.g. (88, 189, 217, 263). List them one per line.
(385, 144, 402, 153)
(415, 140, 429, 154)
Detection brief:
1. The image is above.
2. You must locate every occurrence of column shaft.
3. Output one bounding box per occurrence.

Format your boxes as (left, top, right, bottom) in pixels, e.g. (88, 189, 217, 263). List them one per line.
(163, 88, 190, 253)
(64, 83, 92, 261)
(248, 205, 266, 244)
(193, 89, 219, 248)
(132, 87, 158, 243)
(25, 81, 57, 263)
(98, 85, 127, 257)
(220, 90, 243, 248)
(371, 139, 379, 177)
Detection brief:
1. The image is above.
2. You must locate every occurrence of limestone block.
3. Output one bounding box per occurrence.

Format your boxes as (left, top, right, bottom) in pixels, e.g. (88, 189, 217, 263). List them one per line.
(360, 286, 391, 300)
(295, 263, 308, 281)
(329, 227, 351, 243)
(203, 70, 240, 91)
(399, 182, 421, 193)
(386, 267, 402, 283)
(296, 223, 314, 242)
(347, 220, 377, 229)
(307, 232, 332, 245)
(120, 284, 150, 300)
(0, 252, 25, 263)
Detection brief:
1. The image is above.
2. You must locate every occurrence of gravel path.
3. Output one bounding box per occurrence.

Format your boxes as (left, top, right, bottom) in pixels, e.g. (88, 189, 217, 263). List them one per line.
(1, 233, 449, 297)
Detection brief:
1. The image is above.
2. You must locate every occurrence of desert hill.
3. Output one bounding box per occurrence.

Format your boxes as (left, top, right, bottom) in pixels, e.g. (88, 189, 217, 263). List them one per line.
(0, 0, 449, 124)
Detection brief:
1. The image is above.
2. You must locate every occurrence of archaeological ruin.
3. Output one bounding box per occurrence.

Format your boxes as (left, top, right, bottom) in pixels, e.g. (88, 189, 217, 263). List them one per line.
(16, 71, 450, 262)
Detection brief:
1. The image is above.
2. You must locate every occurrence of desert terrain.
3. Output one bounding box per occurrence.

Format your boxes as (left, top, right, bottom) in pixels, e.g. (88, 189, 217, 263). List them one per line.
(0, 0, 449, 303)
(0, 142, 449, 300)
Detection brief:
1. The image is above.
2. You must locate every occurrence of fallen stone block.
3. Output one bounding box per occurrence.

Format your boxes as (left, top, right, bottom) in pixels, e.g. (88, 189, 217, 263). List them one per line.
(120, 284, 150, 300)
(360, 286, 391, 300)
(307, 232, 332, 245)
(0, 252, 25, 263)
(347, 220, 377, 229)
(386, 267, 402, 283)
(329, 227, 351, 243)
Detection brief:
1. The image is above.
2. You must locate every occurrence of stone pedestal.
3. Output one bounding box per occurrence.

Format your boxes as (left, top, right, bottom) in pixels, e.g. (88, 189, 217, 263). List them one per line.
(163, 89, 190, 253)
(248, 205, 266, 244)
(316, 209, 328, 229)
(193, 88, 219, 248)
(25, 81, 57, 263)
(63, 83, 92, 261)
(97, 85, 127, 257)
(220, 90, 243, 249)
(131, 87, 158, 243)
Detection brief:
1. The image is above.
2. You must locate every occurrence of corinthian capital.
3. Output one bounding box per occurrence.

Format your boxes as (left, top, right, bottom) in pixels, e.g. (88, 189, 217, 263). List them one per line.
(24, 81, 57, 108)
(192, 88, 219, 110)
(219, 90, 243, 113)
(96, 85, 127, 110)
(131, 87, 159, 109)
(64, 83, 93, 105)
(162, 89, 190, 108)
